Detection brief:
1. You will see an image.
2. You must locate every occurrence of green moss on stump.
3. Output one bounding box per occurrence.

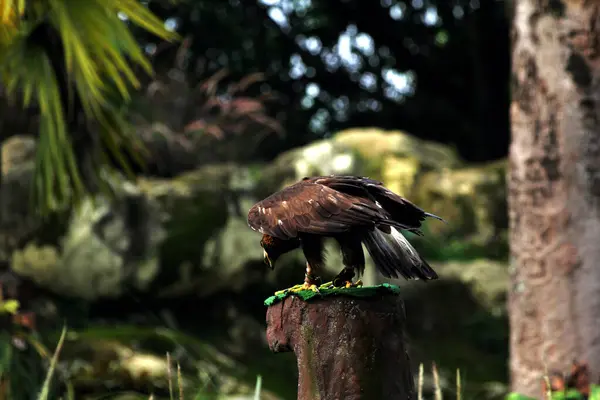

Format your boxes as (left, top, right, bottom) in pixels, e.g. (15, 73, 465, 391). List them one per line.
(264, 283, 401, 306)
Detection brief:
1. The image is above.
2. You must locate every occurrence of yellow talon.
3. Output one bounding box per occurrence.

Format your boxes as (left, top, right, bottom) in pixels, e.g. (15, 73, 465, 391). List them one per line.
(319, 281, 334, 290)
(274, 283, 305, 295)
(342, 280, 364, 289)
(276, 279, 362, 294)
(274, 281, 323, 295)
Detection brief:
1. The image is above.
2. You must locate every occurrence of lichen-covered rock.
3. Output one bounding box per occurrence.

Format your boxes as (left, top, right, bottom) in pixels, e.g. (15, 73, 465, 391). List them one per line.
(11, 176, 166, 299)
(1, 135, 36, 175)
(333, 127, 462, 169)
(2, 128, 508, 300)
(254, 138, 362, 200)
(257, 127, 462, 197)
(6, 164, 233, 299)
(409, 159, 508, 260)
(0, 136, 38, 262)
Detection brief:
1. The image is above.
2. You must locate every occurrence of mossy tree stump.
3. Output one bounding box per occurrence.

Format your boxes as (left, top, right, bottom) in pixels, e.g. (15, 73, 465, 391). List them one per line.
(265, 284, 414, 400)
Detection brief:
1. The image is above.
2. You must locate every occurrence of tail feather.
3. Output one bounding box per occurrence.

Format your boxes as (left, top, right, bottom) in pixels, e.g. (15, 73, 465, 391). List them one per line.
(423, 212, 446, 223)
(362, 226, 438, 281)
(366, 183, 447, 227)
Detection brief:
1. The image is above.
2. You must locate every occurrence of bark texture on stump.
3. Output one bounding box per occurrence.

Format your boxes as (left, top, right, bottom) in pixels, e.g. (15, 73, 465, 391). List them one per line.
(266, 293, 414, 400)
(510, 0, 600, 397)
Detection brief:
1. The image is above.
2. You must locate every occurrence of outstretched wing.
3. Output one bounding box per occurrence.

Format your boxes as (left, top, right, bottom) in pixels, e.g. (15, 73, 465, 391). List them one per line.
(247, 181, 389, 240)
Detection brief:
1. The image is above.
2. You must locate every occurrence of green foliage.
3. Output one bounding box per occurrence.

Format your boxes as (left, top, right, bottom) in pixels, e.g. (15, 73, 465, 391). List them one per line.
(506, 392, 536, 400)
(506, 385, 600, 400)
(0, 328, 68, 400)
(0, 323, 267, 399)
(409, 227, 509, 262)
(52, 325, 269, 399)
(0, 0, 178, 215)
(37, 326, 67, 400)
(253, 375, 262, 400)
(0, 299, 20, 315)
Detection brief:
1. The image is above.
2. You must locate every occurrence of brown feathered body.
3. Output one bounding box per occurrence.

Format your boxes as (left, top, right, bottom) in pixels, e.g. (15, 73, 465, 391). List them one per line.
(247, 175, 443, 282)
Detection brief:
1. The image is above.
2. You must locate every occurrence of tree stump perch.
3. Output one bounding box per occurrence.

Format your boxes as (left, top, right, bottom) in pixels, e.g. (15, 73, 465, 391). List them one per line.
(265, 284, 414, 400)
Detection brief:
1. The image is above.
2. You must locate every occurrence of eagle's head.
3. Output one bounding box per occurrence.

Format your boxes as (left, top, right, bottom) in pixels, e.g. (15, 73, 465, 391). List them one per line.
(260, 234, 301, 269)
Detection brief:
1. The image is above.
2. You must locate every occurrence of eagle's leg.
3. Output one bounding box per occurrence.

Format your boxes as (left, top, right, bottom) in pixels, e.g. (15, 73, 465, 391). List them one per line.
(275, 236, 323, 294)
(325, 234, 365, 289)
(332, 268, 355, 287)
(276, 262, 320, 294)
(304, 261, 319, 285)
(327, 267, 363, 288)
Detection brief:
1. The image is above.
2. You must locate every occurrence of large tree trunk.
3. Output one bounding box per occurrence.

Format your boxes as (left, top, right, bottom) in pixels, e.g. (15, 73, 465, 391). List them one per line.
(509, 1, 600, 397)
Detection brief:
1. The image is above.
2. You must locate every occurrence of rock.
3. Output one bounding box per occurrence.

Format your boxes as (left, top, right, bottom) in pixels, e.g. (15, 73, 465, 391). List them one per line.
(333, 128, 462, 197)
(0, 136, 38, 262)
(333, 127, 462, 169)
(8, 164, 237, 299)
(4, 128, 507, 297)
(257, 127, 462, 195)
(11, 175, 166, 299)
(255, 138, 361, 199)
(133, 122, 201, 177)
(413, 159, 507, 235)
(1, 135, 36, 175)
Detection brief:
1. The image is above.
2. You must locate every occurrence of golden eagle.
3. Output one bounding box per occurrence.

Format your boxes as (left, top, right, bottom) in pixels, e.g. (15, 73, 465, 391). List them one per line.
(247, 175, 444, 292)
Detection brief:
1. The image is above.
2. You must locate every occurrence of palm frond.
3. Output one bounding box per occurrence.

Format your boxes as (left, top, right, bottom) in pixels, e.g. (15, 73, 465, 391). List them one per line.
(0, 0, 179, 215)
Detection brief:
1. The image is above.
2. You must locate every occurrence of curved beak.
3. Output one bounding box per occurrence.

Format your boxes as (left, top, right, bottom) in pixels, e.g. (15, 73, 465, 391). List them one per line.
(263, 249, 274, 269)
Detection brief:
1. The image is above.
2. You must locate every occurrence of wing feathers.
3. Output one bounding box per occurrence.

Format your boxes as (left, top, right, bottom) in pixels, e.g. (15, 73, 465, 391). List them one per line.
(248, 182, 389, 239)
(247, 175, 444, 242)
(314, 200, 334, 218)
(278, 219, 297, 237)
(293, 214, 311, 228)
(310, 175, 445, 228)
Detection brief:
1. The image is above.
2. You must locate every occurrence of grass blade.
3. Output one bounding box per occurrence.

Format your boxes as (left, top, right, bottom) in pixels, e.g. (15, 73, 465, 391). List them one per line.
(433, 362, 442, 400)
(418, 363, 424, 400)
(37, 325, 67, 400)
(167, 352, 174, 400)
(456, 368, 461, 400)
(253, 375, 262, 400)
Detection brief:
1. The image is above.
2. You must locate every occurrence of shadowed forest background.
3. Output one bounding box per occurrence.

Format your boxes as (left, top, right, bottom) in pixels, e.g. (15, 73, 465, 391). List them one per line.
(2, 0, 598, 399)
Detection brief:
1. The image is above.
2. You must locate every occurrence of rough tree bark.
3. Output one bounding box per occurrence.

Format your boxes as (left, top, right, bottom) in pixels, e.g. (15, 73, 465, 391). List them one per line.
(509, 1, 600, 397)
(266, 293, 414, 400)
